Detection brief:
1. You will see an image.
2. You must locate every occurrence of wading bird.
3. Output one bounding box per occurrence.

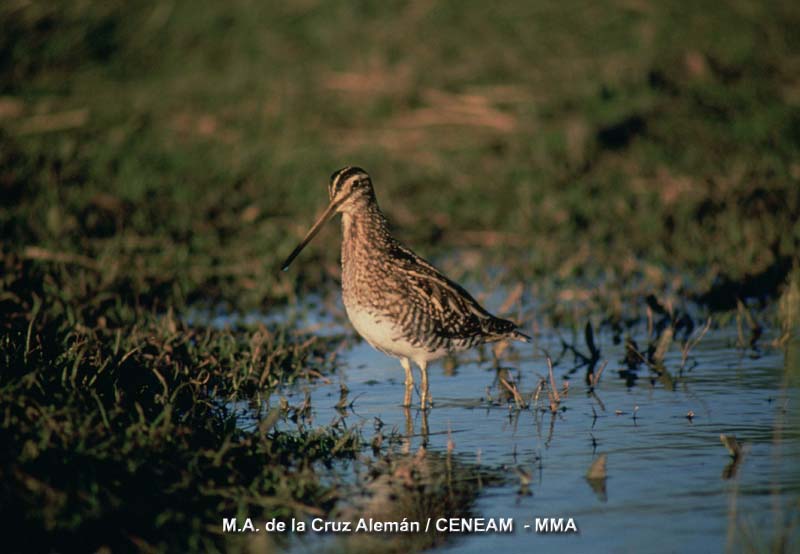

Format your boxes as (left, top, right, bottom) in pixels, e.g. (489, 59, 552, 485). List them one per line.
(281, 167, 529, 409)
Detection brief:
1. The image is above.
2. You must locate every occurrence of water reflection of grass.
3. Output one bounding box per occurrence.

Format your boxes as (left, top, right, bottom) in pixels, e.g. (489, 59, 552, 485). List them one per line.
(2, 1, 799, 551)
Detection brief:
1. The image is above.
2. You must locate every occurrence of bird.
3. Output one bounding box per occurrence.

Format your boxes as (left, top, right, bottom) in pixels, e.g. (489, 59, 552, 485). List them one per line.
(281, 167, 530, 410)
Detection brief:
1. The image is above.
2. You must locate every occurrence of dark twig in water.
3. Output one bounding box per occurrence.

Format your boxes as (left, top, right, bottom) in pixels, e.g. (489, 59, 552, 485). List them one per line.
(720, 434, 745, 480)
(547, 356, 561, 413)
(680, 317, 712, 371)
(499, 376, 527, 410)
(585, 453, 608, 502)
(736, 299, 763, 352)
(589, 360, 608, 390)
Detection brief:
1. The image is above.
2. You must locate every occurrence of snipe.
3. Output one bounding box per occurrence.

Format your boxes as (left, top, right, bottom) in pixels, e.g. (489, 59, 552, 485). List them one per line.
(281, 167, 529, 409)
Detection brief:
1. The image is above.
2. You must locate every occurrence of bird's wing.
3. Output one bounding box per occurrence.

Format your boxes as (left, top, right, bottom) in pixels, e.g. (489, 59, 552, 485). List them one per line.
(389, 242, 516, 339)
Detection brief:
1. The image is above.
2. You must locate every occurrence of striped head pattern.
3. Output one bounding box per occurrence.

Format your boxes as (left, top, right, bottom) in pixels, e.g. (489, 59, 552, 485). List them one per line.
(328, 166, 375, 212)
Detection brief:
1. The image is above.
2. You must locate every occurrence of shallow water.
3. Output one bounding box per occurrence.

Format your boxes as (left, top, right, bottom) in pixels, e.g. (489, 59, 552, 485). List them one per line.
(226, 304, 800, 553)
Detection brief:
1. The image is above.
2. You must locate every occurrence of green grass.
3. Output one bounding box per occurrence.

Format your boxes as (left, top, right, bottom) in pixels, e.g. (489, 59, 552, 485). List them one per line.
(2, 0, 800, 551)
(0, 301, 360, 552)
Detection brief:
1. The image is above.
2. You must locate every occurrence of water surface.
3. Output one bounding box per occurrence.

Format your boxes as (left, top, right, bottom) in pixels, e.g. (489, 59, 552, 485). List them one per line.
(228, 304, 800, 553)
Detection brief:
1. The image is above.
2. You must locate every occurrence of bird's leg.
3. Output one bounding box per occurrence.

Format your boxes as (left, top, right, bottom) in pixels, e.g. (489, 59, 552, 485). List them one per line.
(420, 408, 429, 446)
(401, 357, 414, 408)
(418, 360, 432, 410)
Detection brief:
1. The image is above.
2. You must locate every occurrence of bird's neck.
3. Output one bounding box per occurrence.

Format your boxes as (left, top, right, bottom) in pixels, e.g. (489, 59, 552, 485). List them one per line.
(341, 201, 392, 262)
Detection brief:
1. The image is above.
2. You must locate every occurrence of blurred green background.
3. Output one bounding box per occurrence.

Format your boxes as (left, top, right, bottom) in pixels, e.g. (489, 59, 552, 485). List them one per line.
(3, 0, 799, 312)
(1, 1, 800, 551)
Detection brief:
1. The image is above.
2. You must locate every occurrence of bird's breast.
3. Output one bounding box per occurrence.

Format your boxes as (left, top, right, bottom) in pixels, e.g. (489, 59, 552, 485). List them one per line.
(345, 303, 397, 351)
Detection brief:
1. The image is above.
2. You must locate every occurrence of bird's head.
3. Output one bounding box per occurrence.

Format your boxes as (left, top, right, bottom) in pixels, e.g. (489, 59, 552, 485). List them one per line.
(281, 166, 375, 271)
(327, 166, 375, 212)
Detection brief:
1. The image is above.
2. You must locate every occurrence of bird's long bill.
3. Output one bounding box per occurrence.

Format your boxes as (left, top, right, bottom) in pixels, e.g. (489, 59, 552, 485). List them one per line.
(280, 199, 338, 271)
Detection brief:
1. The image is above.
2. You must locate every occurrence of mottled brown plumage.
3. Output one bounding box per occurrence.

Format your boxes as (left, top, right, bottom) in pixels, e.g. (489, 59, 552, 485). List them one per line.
(282, 167, 529, 409)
